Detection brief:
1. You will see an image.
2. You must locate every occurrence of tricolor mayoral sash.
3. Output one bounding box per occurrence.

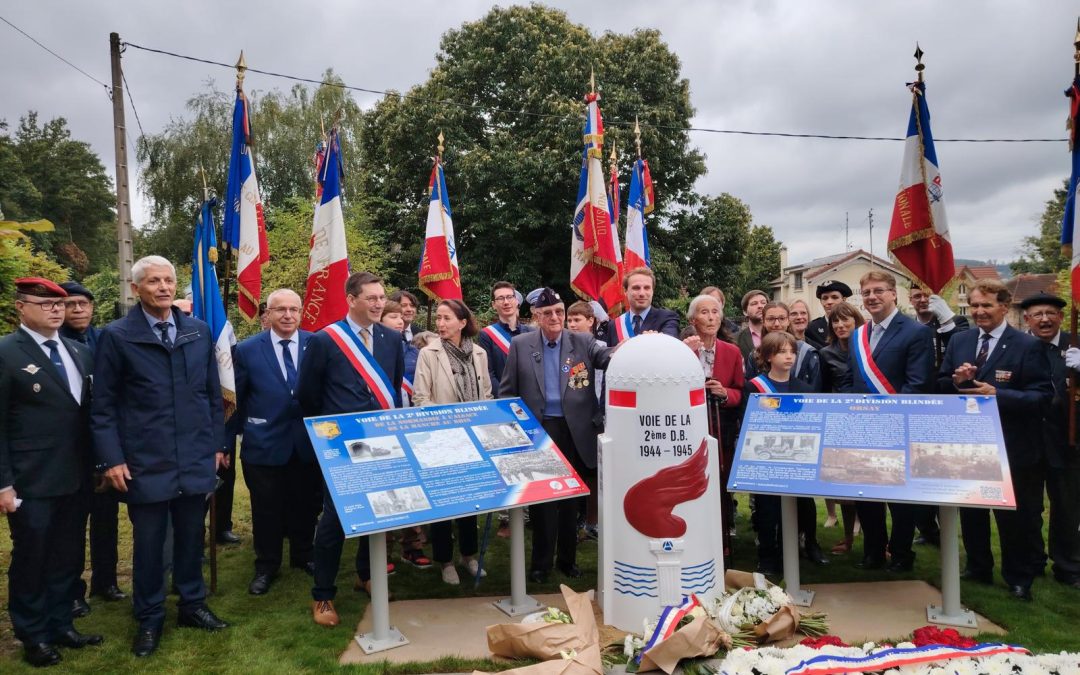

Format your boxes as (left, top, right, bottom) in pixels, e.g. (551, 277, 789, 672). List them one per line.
(851, 323, 897, 394)
(611, 313, 636, 343)
(323, 321, 397, 410)
(747, 375, 777, 393)
(481, 323, 513, 355)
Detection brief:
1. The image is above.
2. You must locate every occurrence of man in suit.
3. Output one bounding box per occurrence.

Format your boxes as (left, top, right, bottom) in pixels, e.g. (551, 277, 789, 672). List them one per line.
(804, 280, 852, 350)
(1022, 292, 1080, 590)
(231, 288, 321, 596)
(500, 287, 612, 582)
(1, 278, 104, 667)
(608, 267, 680, 343)
(839, 270, 935, 572)
(735, 289, 769, 359)
(938, 280, 1053, 600)
(92, 256, 228, 657)
(59, 282, 126, 617)
(299, 271, 404, 627)
(478, 281, 534, 397)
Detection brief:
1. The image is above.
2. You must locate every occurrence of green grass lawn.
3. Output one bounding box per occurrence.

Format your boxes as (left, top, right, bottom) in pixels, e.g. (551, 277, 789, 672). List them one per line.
(2, 474, 1078, 672)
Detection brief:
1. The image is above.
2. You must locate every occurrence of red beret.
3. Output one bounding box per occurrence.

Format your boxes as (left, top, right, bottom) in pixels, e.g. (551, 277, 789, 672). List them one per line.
(14, 277, 68, 298)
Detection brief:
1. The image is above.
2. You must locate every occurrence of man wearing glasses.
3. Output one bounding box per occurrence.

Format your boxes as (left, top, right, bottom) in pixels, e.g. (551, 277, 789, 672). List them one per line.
(60, 282, 126, 619)
(478, 281, 533, 396)
(839, 270, 934, 573)
(1, 278, 102, 667)
(500, 288, 611, 583)
(229, 289, 321, 597)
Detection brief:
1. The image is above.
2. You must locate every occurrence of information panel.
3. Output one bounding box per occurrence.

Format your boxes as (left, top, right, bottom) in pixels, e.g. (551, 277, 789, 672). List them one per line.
(727, 394, 1015, 508)
(304, 398, 589, 537)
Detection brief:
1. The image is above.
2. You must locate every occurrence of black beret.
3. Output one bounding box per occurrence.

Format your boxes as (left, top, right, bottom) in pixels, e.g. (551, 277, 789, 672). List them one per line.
(1018, 291, 1066, 310)
(59, 281, 94, 301)
(816, 280, 852, 299)
(531, 287, 563, 309)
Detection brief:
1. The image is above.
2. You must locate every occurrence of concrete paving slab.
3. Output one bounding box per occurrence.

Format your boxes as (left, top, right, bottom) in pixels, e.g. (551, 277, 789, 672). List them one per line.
(338, 581, 1003, 666)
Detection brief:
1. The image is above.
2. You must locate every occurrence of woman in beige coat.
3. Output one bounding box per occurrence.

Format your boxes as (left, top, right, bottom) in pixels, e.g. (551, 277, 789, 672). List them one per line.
(413, 299, 494, 584)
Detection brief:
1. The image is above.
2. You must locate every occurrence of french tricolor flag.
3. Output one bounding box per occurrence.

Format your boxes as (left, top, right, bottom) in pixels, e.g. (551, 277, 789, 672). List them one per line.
(300, 128, 350, 332)
(418, 160, 462, 301)
(224, 88, 269, 322)
(624, 158, 654, 271)
(886, 79, 955, 294)
(1061, 76, 1080, 303)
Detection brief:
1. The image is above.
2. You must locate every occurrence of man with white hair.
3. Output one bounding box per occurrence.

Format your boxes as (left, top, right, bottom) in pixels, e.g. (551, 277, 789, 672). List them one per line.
(92, 255, 228, 657)
(228, 288, 321, 596)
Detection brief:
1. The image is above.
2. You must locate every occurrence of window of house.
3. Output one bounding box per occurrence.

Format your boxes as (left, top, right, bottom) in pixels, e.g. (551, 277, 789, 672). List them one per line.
(794, 272, 803, 290)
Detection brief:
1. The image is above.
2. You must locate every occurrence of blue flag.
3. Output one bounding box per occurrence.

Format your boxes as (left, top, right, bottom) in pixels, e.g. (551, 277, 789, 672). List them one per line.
(192, 198, 237, 416)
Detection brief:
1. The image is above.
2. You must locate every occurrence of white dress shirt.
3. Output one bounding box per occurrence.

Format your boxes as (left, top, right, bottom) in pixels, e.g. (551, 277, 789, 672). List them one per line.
(976, 321, 1008, 364)
(270, 329, 300, 382)
(20, 325, 82, 402)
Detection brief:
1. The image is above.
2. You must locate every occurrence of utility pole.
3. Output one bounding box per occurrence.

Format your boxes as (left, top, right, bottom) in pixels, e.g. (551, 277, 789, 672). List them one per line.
(867, 208, 874, 267)
(845, 212, 850, 251)
(109, 32, 135, 313)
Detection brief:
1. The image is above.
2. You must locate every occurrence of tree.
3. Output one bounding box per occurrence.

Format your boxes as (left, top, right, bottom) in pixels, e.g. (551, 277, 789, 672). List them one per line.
(661, 193, 755, 302)
(0, 237, 70, 331)
(1011, 179, 1068, 275)
(355, 5, 705, 309)
(1, 114, 115, 275)
(737, 224, 783, 300)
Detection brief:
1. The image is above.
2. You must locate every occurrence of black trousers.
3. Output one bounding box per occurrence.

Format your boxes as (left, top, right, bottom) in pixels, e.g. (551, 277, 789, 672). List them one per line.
(431, 515, 478, 564)
(961, 463, 1047, 588)
(312, 485, 369, 601)
(753, 496, 821, 568)
(6, 492, 82, 644)
(1047, 465, 1080, 582)
(128, 494, 208, 631)
(531, 418, 592, 573)
(855, 501, 921, 563)
(74, 480, 120, 597)
(215, 448, 236, 533)
(243, 457, 322, 575)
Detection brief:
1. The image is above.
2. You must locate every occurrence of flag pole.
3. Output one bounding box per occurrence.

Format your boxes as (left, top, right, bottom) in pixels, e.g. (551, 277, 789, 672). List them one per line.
(1070, 21, 1080, 447)
(199, 163, 220, 593)
(220, 51, 245, 317)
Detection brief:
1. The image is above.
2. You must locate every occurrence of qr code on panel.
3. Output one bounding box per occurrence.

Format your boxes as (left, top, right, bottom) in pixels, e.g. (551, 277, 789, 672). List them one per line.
(979, 485, 1003, 501)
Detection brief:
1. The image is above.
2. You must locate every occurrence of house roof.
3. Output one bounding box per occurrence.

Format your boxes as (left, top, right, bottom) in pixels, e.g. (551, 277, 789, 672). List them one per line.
(1004, 273, 1058, 306)
(772, 249, 907, 287)
(957, 264, 1000, 281)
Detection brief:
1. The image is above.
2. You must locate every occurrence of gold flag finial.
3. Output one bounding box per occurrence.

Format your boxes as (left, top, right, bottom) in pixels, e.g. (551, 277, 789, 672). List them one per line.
(634, 116, 643, 159)
(914, 43, 925, 82)
(437, 130, 445, 158)
(235, 51, 247, 86)
(199, 164, 209, 202)
(1074, 18, 1080, 76)
(590, 67, 595, 94)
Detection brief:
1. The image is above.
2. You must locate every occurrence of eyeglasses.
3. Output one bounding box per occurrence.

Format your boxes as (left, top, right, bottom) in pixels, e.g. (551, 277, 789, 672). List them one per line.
(536, 308, 565, 317)
(64, 300, 92, 310)
(269, 307, 302, 315)
(353, 295, 387, 303)
(493, 295, 516, 303)
(860, 287, 893, 298)
(21, 299, 65, 311)
(1027, 311, 1061, 320)
(764, 316, 788, 324)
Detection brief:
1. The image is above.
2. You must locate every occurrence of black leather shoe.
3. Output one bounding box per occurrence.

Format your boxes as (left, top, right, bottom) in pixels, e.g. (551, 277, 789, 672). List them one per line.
(855, 556, 886, 570)
(90, 585, 127, 601)
(71, 598, 91, 618)
(132, 629, 161, 657)
(290, 561, 316, 576)
(24, 642, 62, 667)
(960, 568, 993, 585)
(248, 573, 275, 595)
(558, 564, 583, 578)
(1008, 584, 1033, 601)
(887, 558, 914, 573)
(52, 629, 104, 648)
(529, 569, 549, 583)
(217, 530, 241, 545)
(803, 546, 830, 566)
(178, 606, 228, 631)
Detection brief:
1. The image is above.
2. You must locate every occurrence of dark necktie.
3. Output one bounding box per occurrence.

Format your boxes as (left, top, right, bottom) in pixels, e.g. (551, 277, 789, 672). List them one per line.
(156, 321, 173, 349)
(547, 340, 557, 349)
(43, 339, 70, 391)
(280, 339, 298, 392)
(974, 333, 990, 369)
(632, 314, 642, 335)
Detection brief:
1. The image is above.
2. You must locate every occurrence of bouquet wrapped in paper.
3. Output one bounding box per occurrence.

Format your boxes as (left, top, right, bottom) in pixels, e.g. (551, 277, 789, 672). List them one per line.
(622, 595, 732, 674)
(485, 585, 600, 661)
(708, 570, 827, 648)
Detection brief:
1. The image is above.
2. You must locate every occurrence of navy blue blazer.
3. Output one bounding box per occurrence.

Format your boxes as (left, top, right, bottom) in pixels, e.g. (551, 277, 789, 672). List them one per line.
(840, 312, 935, 394)
(298, 321, 404, 417)
(91, 305, 225, 504)
(638, 307, 680, 339)
(229, 329, 314, 466)
(937, 324, 1053, 468)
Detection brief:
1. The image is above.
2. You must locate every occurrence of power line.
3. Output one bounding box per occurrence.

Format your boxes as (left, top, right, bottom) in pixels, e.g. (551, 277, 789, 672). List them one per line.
(121, 67, 146, 139)
(0, 15, 111, 94)
(122, 40, 1067, 144)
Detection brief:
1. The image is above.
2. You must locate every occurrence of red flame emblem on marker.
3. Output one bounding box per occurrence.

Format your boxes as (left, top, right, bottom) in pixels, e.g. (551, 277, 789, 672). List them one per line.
(623, 438, 709, 538)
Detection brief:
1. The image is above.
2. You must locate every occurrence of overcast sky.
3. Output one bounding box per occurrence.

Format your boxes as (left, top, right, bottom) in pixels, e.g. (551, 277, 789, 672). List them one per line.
(2, 0, 1078, 267)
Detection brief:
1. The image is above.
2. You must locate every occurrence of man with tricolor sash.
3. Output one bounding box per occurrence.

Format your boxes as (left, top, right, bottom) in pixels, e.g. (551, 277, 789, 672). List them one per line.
(477, 281, 533, 396)
(839, 270, 934, 573)
(297, 271, 404, 627)
(607, 267, 679, 344)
